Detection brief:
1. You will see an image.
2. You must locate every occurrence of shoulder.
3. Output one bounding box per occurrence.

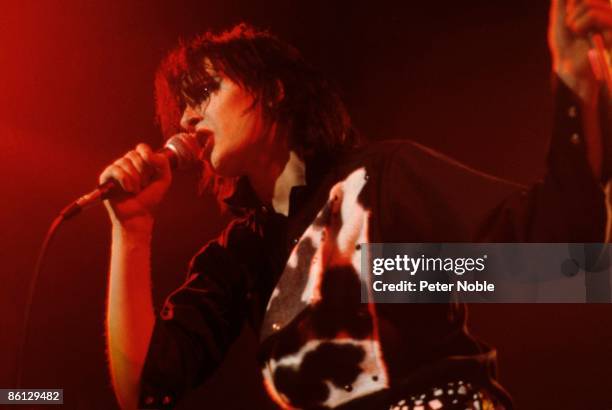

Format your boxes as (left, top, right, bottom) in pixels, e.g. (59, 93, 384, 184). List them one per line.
(188, 215, 260, 275)
(341, 139, 527, 239)
(342, 139, 423, 165)
(345, 139, 523, 191)
(337, 139, 479, 181)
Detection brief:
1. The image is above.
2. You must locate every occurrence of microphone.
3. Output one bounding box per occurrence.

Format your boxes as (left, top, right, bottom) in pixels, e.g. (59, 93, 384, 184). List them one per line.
(588, 32, 612, 93)
(60, 133, 203, 220)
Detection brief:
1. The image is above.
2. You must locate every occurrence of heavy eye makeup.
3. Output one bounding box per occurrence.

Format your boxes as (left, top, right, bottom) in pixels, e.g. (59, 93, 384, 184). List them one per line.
(180, 75, 221, 108)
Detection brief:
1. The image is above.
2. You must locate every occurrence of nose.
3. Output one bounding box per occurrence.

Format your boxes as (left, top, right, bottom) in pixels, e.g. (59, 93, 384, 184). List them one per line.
(180, 105, 203, 132)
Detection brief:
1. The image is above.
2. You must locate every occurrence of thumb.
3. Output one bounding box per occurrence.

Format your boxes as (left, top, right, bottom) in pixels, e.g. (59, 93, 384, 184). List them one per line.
(136, 143, 171, 178)
(148, 151, 171, 176)
(549, 0, 573, 49)
(550, 0, 568, 33)
(551, 0, 568, 20)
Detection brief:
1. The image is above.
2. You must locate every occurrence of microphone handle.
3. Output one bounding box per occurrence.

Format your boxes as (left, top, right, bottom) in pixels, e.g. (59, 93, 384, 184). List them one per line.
(98, 146, 179, 199)
(60, 146, 178, 220)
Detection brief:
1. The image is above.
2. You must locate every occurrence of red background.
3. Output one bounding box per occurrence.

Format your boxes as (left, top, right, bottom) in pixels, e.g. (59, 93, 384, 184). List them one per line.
(1, 0, 611, 408)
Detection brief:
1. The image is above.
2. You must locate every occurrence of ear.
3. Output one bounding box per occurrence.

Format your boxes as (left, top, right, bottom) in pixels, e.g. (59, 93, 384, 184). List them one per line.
(273, 79, 285, 103)
(266, 79, 285, 109)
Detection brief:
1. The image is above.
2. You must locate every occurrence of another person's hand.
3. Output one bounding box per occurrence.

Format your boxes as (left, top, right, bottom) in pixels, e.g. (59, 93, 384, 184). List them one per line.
(99, 143, 171, 230)
(549, 0, 612, 103)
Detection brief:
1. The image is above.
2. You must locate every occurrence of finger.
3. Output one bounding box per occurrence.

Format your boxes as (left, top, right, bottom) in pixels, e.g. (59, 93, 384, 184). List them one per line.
(114, 157, 143, 192)
(569, 1, 612, 23)
(135, 142, 154, 157)
(552, 0, 568, 23)
(98, 164, 135, 193)
(550, 0, 572, 45)
(579, 0, 612, 5)
(574, 10, 612, 34)
(568, 4, 612, 34)
(136, 143, 171, 176)
(98, 165, 114, 185)
(125, 150, 154, 184)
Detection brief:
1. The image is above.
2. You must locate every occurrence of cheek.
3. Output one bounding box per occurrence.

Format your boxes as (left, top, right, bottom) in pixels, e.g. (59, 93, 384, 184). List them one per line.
(209, 112, 260, 175)
(206, 87, 264, 174)
(219, 109, 262, 151)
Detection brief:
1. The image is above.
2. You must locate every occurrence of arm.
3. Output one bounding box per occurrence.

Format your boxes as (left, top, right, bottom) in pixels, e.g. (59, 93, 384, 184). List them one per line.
(107, 224, 156, 410)
(475, 0, 612, 242)
(472, 77, 608, 242)
(101, 143, 256, 408)
(100, 144, 172, 409)
(549, 0, 612, 181)
(136, 219, 256, 408)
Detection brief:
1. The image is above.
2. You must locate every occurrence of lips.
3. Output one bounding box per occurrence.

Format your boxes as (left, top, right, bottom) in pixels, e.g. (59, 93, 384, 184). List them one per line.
(195, 131, 214, 162)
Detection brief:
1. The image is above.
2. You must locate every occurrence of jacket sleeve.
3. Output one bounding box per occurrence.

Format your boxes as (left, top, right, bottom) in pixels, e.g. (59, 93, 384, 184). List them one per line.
(138, 217, 258, 409)
(476, 77, 607, 242)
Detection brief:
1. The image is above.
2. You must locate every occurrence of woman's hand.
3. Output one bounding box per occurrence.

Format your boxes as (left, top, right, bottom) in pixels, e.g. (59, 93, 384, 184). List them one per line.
(99, 143, 172, 230)
(549, 0, 612, 104)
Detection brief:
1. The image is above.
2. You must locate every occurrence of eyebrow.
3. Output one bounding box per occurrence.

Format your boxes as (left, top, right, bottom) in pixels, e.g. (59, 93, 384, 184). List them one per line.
(179, 68, 215, 104)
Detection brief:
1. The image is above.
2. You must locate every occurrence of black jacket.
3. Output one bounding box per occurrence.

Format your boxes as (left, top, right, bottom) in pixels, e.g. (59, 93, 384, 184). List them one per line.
(138, 80, 607, 409)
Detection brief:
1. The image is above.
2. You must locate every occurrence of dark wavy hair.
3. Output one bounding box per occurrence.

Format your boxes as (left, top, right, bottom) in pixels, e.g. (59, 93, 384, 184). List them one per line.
(154, 23, 361, 200)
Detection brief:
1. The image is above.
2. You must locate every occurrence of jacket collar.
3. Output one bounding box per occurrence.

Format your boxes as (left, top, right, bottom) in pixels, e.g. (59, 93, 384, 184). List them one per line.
(222, 153, 337, 218)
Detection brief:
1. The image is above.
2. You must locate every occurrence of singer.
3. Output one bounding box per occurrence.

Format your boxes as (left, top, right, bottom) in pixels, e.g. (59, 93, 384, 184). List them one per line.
(101, 1, 610, 409)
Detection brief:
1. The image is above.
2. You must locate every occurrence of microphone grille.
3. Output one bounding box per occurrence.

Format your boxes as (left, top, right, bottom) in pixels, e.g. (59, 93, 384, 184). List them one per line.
(164, 134, 202, 170)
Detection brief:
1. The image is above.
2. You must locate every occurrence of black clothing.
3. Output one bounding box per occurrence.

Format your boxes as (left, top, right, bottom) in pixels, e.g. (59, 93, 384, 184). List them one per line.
(138, 79, 607, 409)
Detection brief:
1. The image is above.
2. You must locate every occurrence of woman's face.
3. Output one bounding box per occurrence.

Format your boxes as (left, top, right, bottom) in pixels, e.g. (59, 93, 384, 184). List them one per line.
(180, 64, 270, 177)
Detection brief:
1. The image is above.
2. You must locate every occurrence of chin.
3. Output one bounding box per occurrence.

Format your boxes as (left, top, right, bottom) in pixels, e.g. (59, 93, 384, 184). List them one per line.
(210, 152, 241, 178)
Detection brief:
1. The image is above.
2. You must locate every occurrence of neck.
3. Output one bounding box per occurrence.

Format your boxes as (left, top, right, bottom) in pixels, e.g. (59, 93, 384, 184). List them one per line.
(248, 149, 305, 217)
(271, 151, 306, 216)
(246, 121, 306, 215)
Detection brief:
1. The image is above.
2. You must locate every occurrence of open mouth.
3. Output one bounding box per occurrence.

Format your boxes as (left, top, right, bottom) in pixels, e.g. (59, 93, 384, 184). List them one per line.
(197, 133, 214, 163)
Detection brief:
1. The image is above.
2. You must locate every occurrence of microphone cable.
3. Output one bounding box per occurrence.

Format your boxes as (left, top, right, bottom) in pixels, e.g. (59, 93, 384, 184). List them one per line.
(15, 132, 203, 388)
(16, 202, 81, 388)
